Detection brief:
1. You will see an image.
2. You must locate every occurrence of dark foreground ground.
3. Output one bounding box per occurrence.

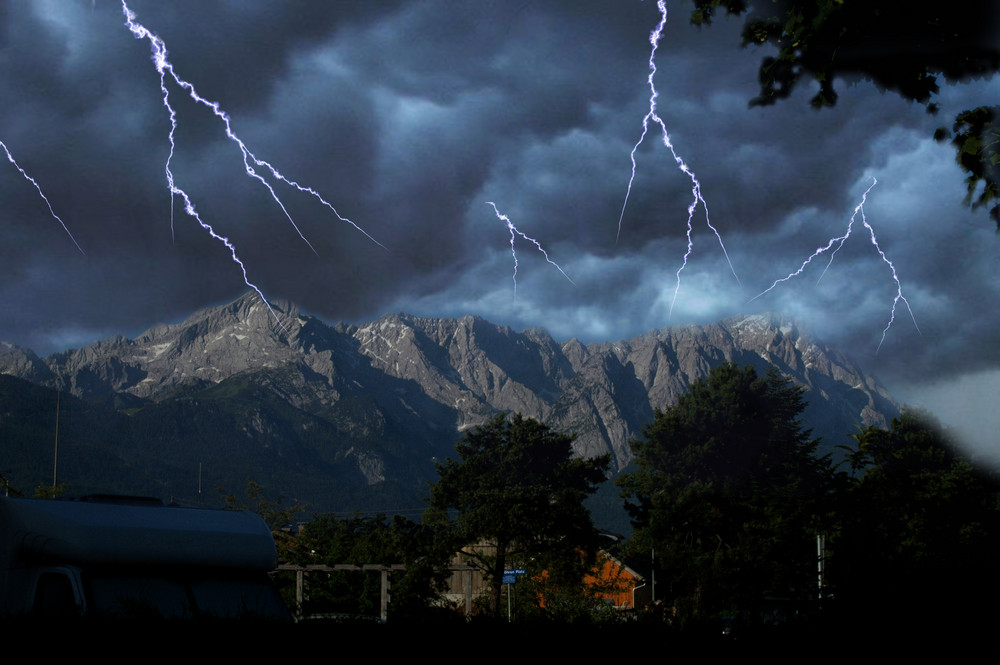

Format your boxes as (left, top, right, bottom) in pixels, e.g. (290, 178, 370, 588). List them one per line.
(5, 610, 990, 657)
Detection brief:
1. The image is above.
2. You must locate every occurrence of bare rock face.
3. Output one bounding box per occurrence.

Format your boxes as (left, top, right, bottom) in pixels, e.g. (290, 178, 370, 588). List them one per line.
(2, 294, 897, 477)
(0, 342, 54, 384)
(41, 296, 310, 400)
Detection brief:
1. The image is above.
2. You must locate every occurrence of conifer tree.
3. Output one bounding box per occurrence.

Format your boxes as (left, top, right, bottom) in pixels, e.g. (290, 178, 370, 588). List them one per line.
(619, 362, 834, 623)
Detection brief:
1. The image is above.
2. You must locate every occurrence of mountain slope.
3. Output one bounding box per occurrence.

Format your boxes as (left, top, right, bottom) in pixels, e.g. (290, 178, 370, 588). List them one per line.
(0, 294, 897, 513)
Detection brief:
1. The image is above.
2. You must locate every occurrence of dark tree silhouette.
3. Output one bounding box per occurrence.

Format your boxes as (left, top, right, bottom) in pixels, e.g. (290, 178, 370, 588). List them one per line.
(833, 410, 1000, 627)
(427, 413, 609, 616)
(618, 362, 834, 624)
(690, 0, 1000, 226)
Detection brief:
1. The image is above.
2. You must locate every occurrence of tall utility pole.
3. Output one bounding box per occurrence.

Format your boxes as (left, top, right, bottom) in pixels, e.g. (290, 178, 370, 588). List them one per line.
(651, 547, 656, 603)
(816, 534, 826, 599)
(52, 390, 60, 488)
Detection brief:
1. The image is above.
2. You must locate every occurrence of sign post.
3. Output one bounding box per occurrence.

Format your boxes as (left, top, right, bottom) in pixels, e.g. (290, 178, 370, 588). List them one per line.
(503, 568, 527, 622)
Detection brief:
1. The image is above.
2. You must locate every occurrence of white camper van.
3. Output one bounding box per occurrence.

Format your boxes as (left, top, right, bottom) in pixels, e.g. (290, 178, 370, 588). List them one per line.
(0, 495, 290, 620)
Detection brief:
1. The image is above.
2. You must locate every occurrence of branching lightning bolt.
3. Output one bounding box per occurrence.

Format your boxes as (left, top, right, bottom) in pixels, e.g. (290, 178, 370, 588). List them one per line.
(750, 178, 919, 352)
(121, 2, 385, 326)
(617, 0, 739, 319)
(122, 2, 384, 252)
(121, 2, 280, 324)
(488, 202, 574, 299)
(1, 140, 85, 255)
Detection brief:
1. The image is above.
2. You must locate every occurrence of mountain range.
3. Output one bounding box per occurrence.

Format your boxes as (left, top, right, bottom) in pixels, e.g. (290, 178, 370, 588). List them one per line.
(0, 293, 897, 524)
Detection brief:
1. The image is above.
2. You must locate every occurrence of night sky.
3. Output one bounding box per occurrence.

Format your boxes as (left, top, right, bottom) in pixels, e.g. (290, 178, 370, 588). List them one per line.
(2, 2, 998, 463)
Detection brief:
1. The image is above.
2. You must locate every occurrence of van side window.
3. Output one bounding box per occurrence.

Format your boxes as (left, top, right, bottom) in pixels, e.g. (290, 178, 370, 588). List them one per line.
(33, 572, 79, 617)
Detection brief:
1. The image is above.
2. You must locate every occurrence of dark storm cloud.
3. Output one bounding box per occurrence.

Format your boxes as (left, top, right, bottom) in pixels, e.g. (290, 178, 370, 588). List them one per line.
(2, 1, 999, 454)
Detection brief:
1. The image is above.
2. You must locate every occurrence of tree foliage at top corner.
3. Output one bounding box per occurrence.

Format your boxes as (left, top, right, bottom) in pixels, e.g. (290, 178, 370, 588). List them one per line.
(936, 106, 1000, 227)
(427, 413, 610, 616)
(690, 0, 1000, 227)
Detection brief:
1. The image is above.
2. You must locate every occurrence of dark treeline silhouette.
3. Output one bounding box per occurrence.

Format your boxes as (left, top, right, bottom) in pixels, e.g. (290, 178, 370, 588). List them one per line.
(242, 364, 998, 640)
(618, 362, 1000, 636)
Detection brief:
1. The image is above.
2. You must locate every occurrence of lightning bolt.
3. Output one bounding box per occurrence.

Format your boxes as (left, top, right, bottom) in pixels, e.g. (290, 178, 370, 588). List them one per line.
(2, 139, 85, 255)
(750, 178, 919, 352)
(488, 202, 574, 299)
(617, 0, 739, 319)
(121, 2, 385, 324)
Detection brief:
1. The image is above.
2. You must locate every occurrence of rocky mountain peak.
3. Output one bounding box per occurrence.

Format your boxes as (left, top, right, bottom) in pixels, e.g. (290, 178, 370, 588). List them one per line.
(0, 341, 54, 384)
(1, 295, 898, 476)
